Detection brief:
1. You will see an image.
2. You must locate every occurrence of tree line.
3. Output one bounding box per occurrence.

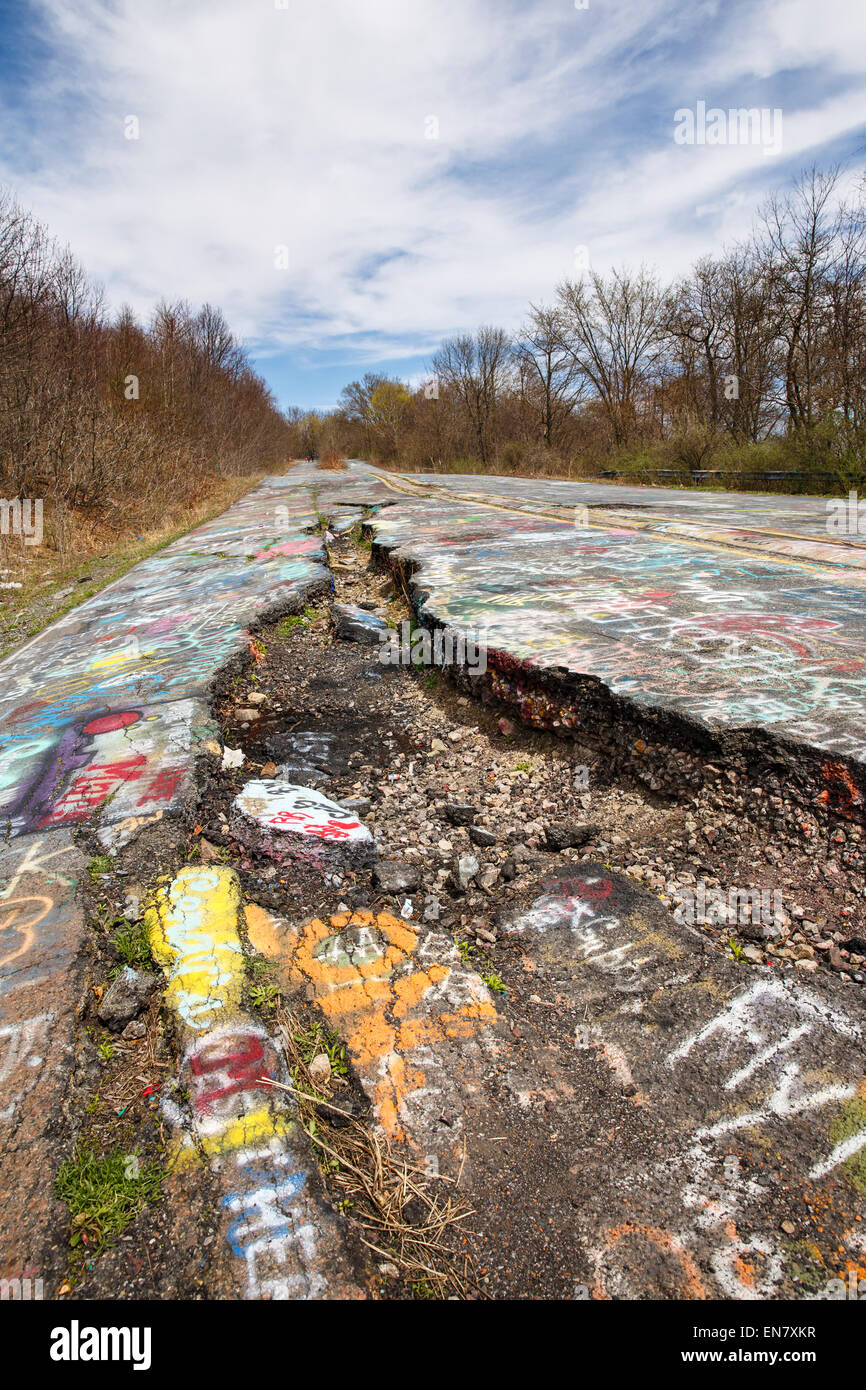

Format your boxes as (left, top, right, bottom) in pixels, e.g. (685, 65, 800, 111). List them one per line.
(301, 166, 866, 489)
(0, 188, 291, 547)
(4, 163, 863, 549)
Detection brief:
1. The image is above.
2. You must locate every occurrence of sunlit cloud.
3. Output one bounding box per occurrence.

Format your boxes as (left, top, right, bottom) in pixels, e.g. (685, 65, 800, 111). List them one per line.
(1, 0, 864, 407)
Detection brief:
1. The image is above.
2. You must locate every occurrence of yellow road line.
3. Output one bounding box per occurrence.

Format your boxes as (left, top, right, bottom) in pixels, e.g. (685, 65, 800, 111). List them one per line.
(371, 472, 866, 583)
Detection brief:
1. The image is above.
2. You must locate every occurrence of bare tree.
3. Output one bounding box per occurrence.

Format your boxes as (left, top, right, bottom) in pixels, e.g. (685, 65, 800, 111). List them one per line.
(822, 179, 866, 431)
(717, 247, 782, 441)
(514, 303, 585, 450)
(758, 165, 842, 430)
(555, 268, 664, 446)
(431, 326, 511, 464)
(665, 257, 728, 429)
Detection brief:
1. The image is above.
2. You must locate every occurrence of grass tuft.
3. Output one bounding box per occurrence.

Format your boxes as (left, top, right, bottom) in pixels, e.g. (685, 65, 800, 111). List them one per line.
(55, 1145, 163, 1256)
(87, 854, 112, 881)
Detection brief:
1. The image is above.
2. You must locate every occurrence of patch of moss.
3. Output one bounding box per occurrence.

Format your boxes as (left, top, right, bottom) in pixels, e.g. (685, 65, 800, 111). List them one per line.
(783, 1240, 828, 1292)
(829, 1094, 866, 1194)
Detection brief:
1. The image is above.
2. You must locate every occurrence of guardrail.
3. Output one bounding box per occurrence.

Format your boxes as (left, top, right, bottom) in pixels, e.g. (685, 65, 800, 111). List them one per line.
(597, 468, 864, 494)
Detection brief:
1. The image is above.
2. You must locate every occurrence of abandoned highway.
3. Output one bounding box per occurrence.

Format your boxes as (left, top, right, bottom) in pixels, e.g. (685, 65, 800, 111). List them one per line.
(1, 460, 865, 1311)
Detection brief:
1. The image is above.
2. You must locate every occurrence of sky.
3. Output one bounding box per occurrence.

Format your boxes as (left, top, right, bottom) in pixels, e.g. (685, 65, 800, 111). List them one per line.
(1, 0, 866, 410)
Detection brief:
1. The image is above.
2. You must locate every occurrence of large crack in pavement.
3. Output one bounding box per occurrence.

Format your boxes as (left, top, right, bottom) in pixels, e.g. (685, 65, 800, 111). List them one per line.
(1, 461, 864, 1303)
(210, 507, 866, 1300)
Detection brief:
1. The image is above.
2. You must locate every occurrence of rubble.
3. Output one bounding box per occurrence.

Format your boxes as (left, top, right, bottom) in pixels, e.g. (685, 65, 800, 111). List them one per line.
(372, 860, 421, 894)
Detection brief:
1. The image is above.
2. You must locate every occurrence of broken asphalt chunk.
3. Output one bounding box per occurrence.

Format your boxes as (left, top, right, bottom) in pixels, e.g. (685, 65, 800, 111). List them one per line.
(97, 966, 158, 1032)
(543, 821, 598, 851)
(232, 779, 377, 868)
(331, 602, 389, 646)
(372, 860, 421, 894)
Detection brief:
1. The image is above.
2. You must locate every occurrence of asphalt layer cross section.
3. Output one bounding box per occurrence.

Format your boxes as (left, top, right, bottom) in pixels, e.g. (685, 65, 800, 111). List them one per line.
(359, 462, 866, 770)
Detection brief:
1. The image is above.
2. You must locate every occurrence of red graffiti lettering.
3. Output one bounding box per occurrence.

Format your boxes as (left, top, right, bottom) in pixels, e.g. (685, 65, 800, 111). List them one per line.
(189, 1037, 271, 1110)
(40, 755, 147, 825)
(136, 768, 183, 806)
(82, 711, 141, 736)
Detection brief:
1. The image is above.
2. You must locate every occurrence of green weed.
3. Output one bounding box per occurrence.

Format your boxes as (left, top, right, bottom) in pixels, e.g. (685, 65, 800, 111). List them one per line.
(292, 1021, 348, 1076)
(55, 1145, 163, 1256)
(249, 982, 281, 1013)
(479, 971, 506, 993)
(111, 920, 154, 972)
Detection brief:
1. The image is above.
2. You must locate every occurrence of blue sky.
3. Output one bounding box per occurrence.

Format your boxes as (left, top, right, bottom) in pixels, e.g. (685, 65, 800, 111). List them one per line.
(2, 0, 866, 410)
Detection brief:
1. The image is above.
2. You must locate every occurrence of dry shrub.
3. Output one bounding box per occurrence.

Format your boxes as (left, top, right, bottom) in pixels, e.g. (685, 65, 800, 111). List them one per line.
(0, 190, 292, 547)
(270, 1007, 482, 1298)
(318, 450, 348, 470)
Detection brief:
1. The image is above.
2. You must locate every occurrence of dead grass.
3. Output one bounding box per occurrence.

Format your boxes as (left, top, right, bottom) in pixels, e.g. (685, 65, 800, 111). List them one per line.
(272, 1005, 483, 1299)
(318, 451, 349, 471)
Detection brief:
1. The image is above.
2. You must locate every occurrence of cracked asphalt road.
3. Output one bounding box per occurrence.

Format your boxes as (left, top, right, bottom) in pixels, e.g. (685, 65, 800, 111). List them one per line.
(1, 461, 864, 1305)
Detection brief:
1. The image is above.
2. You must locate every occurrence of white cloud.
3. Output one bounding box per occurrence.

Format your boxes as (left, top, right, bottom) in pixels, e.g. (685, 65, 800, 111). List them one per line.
(722, 0, 866, 81)
(1, 0, 864, 376)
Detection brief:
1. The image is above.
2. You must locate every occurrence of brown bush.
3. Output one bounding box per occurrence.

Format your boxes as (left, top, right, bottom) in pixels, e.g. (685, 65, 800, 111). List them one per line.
(318, 450, 348, 470)
(0, 189, 292, 546)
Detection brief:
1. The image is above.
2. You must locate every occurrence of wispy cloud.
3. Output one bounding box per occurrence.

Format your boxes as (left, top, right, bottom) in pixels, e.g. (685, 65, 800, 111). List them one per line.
(1, 0, 864, 406)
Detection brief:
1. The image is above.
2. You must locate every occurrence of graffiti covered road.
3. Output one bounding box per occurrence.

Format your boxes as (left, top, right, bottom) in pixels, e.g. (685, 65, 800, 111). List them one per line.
(360, 464, 866, 770)
(4, 460, 863, 873)
(1, 460, 864, 1303)
(0, 471, 390, 1294)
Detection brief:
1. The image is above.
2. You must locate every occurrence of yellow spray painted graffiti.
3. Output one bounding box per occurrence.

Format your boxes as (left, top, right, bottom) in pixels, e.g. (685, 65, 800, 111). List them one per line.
(144, 867, 291, 1164)
(144, 865, 362, 1298)
(145, 866, 246, 1034)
